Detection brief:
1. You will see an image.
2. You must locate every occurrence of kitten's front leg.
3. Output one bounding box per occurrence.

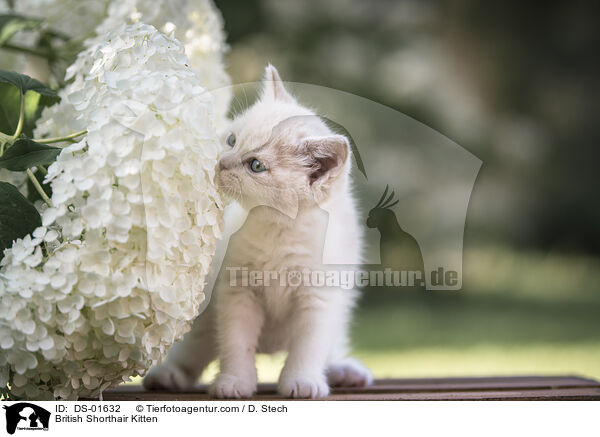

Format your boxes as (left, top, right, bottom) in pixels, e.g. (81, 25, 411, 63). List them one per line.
(278, 298, 336, 399)
(210, 289, 264, 398)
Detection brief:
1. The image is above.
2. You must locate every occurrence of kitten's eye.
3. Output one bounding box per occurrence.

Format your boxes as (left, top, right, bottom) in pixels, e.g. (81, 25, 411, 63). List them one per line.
(249, 158, 267, 173)
(226, 133, 236, 147)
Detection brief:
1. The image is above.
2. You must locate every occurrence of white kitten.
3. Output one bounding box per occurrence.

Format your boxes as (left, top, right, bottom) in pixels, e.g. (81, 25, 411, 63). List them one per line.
(143, 65, 372, 398)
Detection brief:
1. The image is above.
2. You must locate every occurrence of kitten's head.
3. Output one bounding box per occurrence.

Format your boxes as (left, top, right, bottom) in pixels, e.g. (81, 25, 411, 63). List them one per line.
(216, 65, 351, 215)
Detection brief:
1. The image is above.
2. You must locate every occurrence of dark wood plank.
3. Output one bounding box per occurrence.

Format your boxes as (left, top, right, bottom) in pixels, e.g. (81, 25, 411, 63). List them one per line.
(100, 387, 600, 401)
(112, 375, 600, 393)
(324, 388, 600, 401)
(96, 376, 600, 401)
(334, 376, 600, 393)
(373, 376, 600, 387)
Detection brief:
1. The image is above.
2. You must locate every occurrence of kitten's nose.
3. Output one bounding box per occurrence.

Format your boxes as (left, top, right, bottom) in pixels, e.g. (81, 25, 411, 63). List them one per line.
(219, 154, 237, 171)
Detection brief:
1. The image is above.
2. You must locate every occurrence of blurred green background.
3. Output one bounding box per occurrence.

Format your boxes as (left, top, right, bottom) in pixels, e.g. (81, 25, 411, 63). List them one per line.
(212, 0, 600, 381)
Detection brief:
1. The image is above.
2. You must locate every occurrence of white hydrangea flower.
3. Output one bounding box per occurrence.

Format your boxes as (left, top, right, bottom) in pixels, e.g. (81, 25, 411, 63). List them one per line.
(1, 0, 230, 125)
(0, 23, 224, 400)
(92, 0, 231, 126)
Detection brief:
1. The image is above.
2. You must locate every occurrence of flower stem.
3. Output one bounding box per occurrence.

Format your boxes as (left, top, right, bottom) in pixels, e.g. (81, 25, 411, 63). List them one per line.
(11, 92, 25, 140)
(0, 94, 25, 157)
(35, 130, 87, 144)
(0, 132, 11, 155)
(26, 169, 52, 207)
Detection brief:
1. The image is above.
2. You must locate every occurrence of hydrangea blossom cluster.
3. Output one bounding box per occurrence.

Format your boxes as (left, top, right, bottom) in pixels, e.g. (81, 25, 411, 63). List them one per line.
(0, 23, 224, 400)
(0, 0, 230, 191)
(0, 0, 230, 123)
(92, 0, 231, 125)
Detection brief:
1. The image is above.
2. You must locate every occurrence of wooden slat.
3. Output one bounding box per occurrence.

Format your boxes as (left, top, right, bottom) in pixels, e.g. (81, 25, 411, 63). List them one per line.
(100, 388, 600, 401)
(324, 388, 600, 401)
(96, 376, 600, 401)
(333, 376, 600, 394)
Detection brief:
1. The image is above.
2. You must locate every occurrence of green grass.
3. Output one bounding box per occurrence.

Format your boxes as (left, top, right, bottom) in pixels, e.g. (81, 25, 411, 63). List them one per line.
(354, 345, 600, 379)
(349, 300, 600, 380)
(131, 247, 600, 385)
(347, 247, 600, 381)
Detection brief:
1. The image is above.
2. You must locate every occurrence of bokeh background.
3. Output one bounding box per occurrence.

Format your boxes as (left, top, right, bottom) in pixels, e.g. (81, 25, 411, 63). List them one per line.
(209, 0, 600, 381)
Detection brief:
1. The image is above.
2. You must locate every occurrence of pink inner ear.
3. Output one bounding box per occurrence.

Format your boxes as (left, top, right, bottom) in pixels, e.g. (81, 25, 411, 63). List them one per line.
(309, 155, 339, 184)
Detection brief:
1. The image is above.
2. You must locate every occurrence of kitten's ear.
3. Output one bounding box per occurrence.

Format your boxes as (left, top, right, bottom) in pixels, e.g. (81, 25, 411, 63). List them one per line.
(301, 134, 350, 189)
(261, 64, 294, 102)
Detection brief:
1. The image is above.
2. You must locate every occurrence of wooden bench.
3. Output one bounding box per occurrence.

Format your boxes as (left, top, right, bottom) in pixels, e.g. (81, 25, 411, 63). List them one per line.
(99, 376, 600, 400)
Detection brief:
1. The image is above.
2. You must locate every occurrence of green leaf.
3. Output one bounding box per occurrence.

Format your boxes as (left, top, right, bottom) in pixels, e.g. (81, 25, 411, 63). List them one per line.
(0, 181, 41, 255)
(0, 70, 58, 98)
(0, 81, 59, 137)
(0, 138, 60, 171)
(0, 14, 43, 45)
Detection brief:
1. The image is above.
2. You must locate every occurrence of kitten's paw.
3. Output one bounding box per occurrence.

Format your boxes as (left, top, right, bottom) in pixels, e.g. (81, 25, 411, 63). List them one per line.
(327, 358, 373, 387)
(278, 373, 330, 399)
(210, 373, 256, 398)
(143, 363, 196, 391)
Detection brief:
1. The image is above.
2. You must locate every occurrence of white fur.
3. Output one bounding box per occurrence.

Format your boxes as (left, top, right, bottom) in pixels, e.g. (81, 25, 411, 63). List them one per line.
(143, 65, 372, 398)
